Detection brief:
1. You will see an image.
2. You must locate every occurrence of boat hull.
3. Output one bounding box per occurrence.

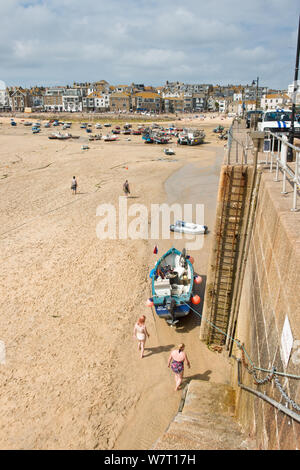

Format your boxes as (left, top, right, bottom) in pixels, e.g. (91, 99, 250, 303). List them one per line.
(154, 303, 190, 319)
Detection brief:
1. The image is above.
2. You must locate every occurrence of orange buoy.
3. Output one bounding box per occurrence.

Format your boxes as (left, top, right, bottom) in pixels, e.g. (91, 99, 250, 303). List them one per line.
(188, 256, 194, 264)
(194, 276, 202, 285)
(146, 298, 154, 307)
(191, 295, 201, 305)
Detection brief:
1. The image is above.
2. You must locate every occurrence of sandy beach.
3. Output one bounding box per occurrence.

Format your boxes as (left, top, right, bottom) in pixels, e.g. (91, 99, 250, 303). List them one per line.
(0, 113, 234, 449)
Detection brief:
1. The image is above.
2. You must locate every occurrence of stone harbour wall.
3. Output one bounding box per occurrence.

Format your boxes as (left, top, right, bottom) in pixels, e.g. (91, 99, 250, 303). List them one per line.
(231, 170, 300, 450)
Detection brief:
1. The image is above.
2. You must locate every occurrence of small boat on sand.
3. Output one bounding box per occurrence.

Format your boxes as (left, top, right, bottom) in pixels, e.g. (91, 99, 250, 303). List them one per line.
(164, 148, 175, 155)
(150, 247, 196, 325)
(103, 134, 118, 142)
(177, 128, 205, 145)
(170, 220, 208, 235)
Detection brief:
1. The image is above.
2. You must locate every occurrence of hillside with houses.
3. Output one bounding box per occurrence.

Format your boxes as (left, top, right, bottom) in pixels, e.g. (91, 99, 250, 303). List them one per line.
(0, 79, 299, 115)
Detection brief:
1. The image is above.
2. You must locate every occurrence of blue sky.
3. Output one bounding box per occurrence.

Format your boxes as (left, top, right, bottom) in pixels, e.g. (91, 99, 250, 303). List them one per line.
(0, 0, 299, 89)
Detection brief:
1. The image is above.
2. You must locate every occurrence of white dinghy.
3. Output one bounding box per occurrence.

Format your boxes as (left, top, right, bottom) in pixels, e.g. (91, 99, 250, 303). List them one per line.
(170, 220, 208, 235)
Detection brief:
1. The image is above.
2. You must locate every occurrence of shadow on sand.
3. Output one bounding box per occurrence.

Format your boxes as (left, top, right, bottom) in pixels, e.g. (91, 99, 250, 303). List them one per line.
(143, 344, 175, 358)
(183, 369, 212, 385)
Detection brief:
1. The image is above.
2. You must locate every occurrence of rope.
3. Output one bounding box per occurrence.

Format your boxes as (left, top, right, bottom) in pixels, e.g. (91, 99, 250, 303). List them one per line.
(182, 301, 300, 380)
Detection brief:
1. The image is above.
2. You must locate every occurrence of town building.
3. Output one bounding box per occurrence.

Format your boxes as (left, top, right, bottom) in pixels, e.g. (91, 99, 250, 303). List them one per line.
(109, 92, 131, 112)
(82, 92, 110, 112)
(62, 88, 82, 112)
(192, 93, 207, 112)
(133, 91, 162, 113)
(0, 87, 10, 111)
(9, 88, 31, 112)
(44, 88, 65, 112)
(287, 80, 300, 105)
(260, 93, 290, 111)
(163, 96, 184, 114)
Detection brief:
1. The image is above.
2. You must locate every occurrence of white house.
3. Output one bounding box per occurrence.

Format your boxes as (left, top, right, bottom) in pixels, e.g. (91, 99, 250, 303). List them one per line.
(83, 92, 110, 112)
(62, 89, 82, 112)
(287, 80, 300, 105)
(260, 93, 289, 111)
(0, 89, 9, 109)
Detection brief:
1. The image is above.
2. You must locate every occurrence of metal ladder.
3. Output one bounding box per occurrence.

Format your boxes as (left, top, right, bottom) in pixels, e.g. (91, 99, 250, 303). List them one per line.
(208, 166, 246, 344)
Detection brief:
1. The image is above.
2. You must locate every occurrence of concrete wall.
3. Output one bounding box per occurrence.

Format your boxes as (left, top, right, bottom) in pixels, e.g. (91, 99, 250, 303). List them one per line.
(231, 170, 300, 450)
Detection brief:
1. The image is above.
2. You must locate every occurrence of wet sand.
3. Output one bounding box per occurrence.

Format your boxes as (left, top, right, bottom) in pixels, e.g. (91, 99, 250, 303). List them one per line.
(0, 113, 232, 449)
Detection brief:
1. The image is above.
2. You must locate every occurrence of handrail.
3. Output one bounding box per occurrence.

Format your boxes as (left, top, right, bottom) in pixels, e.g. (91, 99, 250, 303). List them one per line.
(266, 130, 300, 211)
(235, 358, 300, 424)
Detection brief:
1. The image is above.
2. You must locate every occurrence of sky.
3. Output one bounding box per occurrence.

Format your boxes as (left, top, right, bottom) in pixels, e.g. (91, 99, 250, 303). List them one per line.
(0, 0, 299, 90)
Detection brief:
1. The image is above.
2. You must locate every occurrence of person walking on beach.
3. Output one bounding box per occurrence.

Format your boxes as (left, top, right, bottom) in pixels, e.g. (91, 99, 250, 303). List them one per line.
(168, 343, 190, 391)
(123, 179, 130, 197)
(71, 176, 78, 195)
(133, 315, 150, 358)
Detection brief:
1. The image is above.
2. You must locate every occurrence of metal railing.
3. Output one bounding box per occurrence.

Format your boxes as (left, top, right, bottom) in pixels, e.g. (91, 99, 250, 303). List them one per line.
(226, 120, 300, 212)
(265, 130, 300, 212)
(235, 358, 300, 424)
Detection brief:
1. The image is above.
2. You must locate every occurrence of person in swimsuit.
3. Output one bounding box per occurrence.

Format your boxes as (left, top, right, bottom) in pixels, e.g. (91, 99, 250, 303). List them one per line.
(168, 343, 190, 391)
(133, 315, 150, 358)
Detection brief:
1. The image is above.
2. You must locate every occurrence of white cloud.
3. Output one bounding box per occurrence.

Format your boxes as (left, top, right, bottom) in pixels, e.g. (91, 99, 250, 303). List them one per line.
(0, 0, 299, 88)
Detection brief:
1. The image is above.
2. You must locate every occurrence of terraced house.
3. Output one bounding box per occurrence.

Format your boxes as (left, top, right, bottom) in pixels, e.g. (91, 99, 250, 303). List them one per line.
(62, 88, 82, 112)
(133, 91, 162, 113)
(163, 96, 184, 114)
(9, 88, 31, 112)
(109, 92, 131, 112)
(43, 88, 64, 112)
(82, 92, 110, 112)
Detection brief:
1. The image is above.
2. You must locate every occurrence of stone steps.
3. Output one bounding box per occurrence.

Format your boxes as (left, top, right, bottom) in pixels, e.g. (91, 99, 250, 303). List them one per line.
(152, 381, 256, 450)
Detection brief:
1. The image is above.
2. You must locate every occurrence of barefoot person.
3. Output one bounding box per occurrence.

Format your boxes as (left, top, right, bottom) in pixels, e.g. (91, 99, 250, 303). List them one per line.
(71, 176, 78, 195)
(133, 315, 150, 358)
(123, 179, 130, 197)
(168, 343, 190, 391)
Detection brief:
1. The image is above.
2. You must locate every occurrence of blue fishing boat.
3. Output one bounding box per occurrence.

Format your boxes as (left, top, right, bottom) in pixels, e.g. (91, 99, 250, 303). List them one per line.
(150, 247, 195, 325)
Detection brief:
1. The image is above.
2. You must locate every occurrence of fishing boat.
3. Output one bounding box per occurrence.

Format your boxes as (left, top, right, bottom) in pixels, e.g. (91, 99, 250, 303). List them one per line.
(177, 128, 205, 145)
(89, 134, 102, 141)
(170, 220, 208, 235)
(103, 134, 118, 142)
(150, 247, 195, 325)
(154, 136, 170, 144)
(49, 132, 71, 140)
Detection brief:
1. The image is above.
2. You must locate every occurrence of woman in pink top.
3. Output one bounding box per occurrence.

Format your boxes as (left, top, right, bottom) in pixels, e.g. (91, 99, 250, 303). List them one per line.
(133, 315, 150, 358)
(168, 343, 191, 391)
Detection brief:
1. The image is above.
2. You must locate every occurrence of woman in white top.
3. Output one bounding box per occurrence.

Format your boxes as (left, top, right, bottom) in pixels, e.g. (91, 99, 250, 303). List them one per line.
(133, 315, 150, 358)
